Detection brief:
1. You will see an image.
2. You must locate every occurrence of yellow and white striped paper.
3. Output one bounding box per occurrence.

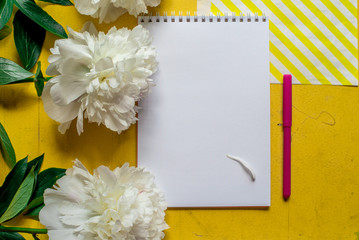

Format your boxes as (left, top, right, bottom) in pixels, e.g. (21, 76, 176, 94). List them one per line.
(198, 0, 358, 85)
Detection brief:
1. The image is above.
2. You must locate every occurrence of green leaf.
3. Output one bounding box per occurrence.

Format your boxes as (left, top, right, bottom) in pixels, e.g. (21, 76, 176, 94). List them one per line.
(31, 167, 65, 200)
(39, 0, 72, 6)
(24, 196, 43, 212)
(24, 204, 43, 220)
(15, 0, 67, 38)
(21, 155, 44, 212)
(0, 25, 12, 40)
(0, 167, 36, 223)
(0, 232, 25, 240)
(26, 154, 44, 177)
(26, 167, 64, 218)
(0, 58, 34, 85)
(13, 11, 46, 70)
(33, 62, 45, 96)
(23, 196, 43, 218)
(0, 0, 13, 30)
(0, 157, 28, 217)
(0, 122, 16, 168)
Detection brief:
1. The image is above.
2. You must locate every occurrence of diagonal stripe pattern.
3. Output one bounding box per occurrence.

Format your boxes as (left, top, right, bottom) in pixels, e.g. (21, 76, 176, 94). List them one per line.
(200, 0, 358, 85)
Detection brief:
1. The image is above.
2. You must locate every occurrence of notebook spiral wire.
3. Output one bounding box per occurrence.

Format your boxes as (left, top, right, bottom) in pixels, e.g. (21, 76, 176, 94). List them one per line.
(139, 12, 268, 23)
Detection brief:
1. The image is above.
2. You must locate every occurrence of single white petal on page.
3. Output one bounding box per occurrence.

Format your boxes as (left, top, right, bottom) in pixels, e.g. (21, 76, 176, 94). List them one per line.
(226, 154, 256, 182)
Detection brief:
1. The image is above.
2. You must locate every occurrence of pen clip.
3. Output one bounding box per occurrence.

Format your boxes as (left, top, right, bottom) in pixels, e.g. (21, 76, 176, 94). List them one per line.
(283, 74, 292, 127)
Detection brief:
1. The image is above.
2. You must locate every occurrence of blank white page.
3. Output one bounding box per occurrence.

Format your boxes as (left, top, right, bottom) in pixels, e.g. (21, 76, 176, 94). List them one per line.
(138, 16, 270, 207)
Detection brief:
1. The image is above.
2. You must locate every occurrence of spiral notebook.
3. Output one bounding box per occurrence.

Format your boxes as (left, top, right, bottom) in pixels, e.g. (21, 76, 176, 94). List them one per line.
(138, 15, 270, 207)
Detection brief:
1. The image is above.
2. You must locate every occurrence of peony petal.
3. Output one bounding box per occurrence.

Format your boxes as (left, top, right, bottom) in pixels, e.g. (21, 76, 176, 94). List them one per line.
(108, 77, 120, 88)
(43, 189, 73, 205)
(57, 40, 92, 61)
(98, 4, 126, 24)
(125, 1, 147, 17)
(62, 58, 91, 77)
(144, 0, 161, 7)
(43, 22, 157, 135)
(67, 27, 86, 44)
(76, 105, 84, 135)
(95, 57, 114, 72)
(102, 112, 131, 132)
(95, 166, 117, 188)
(42, 82, 81, 123)
(39, 203, 66, 230)
(81, 21, 98, 35)
(73, 0, 98, 15)
(97, 3, 110, 24)
(46, 63, 61, 76)
(58, 121, 72, 134)
(59, 205, 92, 226)
(73, 0, 160, 22)
(40, 160, 168, 240)
(50, 75, 88, 105)
(114, 95, 135, 113)
(47, 229, 78, 240)
(46, 54, 62, 76)
(73, 159, 89, 171)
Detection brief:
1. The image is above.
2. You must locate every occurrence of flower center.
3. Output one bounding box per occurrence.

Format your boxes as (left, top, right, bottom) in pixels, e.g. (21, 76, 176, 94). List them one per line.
(94, 57, 115, 83)
(98, 69, 115, 83)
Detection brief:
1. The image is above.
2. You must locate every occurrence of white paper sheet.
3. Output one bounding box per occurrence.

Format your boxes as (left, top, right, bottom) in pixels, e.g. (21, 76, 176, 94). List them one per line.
(138, 17, 270, 207)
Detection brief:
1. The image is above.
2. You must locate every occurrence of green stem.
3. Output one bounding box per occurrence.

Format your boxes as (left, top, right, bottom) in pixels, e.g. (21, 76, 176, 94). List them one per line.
(0, 226, 47, 234)
(8, 78, 35, 84)
(8, 77, 52, 84)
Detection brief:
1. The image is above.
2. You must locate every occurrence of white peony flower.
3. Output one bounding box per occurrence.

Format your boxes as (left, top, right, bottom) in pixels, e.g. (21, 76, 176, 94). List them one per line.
(74, 0, 161, 23)
(39, 160, 168, 240)
(42, 22, 157, 135)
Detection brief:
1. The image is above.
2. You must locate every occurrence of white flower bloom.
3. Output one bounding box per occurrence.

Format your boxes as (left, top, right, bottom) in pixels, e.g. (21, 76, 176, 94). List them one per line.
(74, 0, 161, 23)
(42, 22, 157, 135)
(39, 160, 168, 240)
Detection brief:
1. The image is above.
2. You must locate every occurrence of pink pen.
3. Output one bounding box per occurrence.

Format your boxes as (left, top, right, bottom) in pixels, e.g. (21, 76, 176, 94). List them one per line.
(283, 74, 292, 200)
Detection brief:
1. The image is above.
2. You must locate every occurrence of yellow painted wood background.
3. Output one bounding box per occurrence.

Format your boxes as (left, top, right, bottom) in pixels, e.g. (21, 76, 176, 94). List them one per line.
(1, 0, 359, 239)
